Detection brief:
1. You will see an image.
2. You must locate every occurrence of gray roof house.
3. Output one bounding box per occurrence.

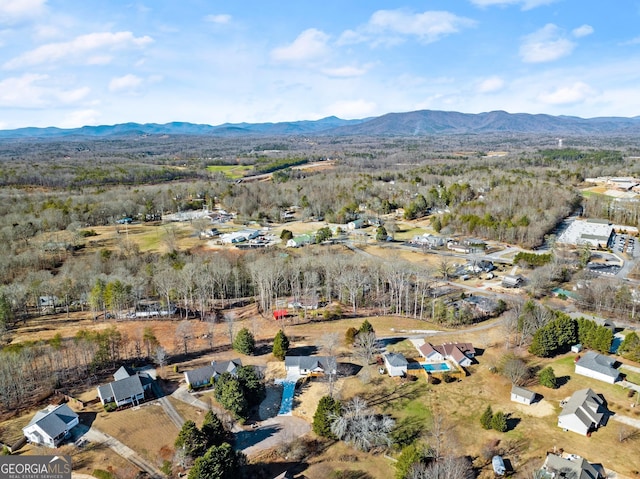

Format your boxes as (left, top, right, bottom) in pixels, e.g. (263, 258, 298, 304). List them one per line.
(285, 356, 335, 376)
(558, 388, 609, 436)
(511, 385, 536, 405)
(383, 353, 408, 377)
(22, 404, 79, 448)
(538, 453, 603, 479)
(184, 359, 242, 388)
(575, 351, 620, 384)
(97, 367, 153, 407)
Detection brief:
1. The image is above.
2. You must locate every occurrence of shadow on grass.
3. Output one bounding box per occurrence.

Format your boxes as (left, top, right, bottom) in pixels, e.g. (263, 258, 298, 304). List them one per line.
(556, 375, 571, 388)
(505, 415, 521, 432)
(287, 345, 319, 356)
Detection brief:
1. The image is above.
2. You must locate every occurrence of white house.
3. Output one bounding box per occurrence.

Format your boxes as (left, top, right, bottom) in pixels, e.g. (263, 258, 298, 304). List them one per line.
(284, 356, 335, 376)
(286, 234, 313, 248)
(558, 388, 609, 436)
(383, 353, 408, 377)
(347, 219, 366, 230)
(97, 366, 153, 407)
(23, 404, 79, 448)
(575, 351, 620, 384)
(511, 385, 536, 405)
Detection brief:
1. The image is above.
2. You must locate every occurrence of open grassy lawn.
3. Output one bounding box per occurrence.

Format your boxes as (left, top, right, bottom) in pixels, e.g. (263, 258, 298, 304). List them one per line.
(93, 403, 179, 468)
(206, 164, 253, 179)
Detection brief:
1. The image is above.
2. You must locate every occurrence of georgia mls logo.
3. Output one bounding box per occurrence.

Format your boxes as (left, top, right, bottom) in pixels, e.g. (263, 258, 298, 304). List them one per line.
(0, 455, 71, 479)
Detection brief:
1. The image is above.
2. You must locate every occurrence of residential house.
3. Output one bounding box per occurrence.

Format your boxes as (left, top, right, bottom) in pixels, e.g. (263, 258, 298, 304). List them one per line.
(502, 274, 524, 288)
(558, 388, 609, 436)
(284, 356, 335, 376)
(286, 234, 313, 248)
(183, 359, 242, 388)
(538, 453, 603, 479)
(418, 342, 475, 368)
(97, 367, 153, 407)
(383, 353, 408, 377)
(22, 404, 79, 448)
(347, 219, 366, 230)
(575, 351, 620, 384)
(462, 294, 498, 316)
(412, 234, 445, 248)
(511, 385, 536, 405)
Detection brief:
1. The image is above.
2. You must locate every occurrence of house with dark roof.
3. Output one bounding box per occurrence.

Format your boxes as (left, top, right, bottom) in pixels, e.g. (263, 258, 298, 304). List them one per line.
(284, 356, 335, 376)
(538, 453, 603, 479)
(383, 353, 408, 377)
(511, 385, 536, 405)
(558, 388, 609, 436)
(23, 404, 79, 447)
(183, 359, 243, 388)
(97, 367, 153, 407)
(575, 351, 620, 384)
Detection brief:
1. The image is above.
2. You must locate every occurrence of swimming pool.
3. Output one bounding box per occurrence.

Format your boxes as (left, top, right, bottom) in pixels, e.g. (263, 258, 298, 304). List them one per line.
(421, 362, 451, 372)
(277, 380, 297, 416)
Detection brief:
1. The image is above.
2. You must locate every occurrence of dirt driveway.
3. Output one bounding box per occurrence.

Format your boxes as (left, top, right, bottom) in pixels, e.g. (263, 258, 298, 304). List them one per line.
(235, 415, 311, 456)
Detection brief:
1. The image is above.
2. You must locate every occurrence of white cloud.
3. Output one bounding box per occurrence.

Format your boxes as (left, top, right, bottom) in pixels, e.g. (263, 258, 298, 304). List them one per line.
(59, 109, 100, 128)
(4, 31, 153, 69)
(469, 0, 556, 10)
(205, 14, 231, 25)
(109, 74, 143, 92)
(519, 24, 575, 63)
(537, 81, 595, 105)
(0, 73, 89, 107)
(323, 99, 377, 119)
(322, 65, 371, 78)
(347, 9, 476, 46)
(477, 76, 505, 93)
(0, 0, 46, 23)
(271, 28, 330, 63)
(572, 24, 594, 38)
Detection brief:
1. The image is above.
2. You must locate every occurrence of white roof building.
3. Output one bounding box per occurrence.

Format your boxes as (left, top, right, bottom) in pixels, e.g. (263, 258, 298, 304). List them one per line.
(557, 219, 614, 248)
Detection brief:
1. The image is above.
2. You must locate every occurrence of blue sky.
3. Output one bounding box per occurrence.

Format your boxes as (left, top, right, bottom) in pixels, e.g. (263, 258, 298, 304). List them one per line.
(1, 0, 640, 128)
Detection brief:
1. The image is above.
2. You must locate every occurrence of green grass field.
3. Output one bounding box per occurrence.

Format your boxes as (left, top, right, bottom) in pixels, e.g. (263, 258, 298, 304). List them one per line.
(206, 164, 253, 179)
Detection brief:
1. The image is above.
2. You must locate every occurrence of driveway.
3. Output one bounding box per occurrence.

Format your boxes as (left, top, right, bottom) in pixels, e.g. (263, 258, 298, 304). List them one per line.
(235, 415, 311, 457)
(81, 427, 165, 478)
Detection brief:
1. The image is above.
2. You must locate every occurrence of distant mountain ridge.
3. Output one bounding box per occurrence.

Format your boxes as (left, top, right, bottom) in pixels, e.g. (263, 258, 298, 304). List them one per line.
(2, 110, 640, 139)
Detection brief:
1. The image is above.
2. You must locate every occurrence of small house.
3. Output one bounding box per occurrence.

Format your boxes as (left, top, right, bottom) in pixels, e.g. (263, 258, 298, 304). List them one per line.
(383, 353, 408, 377)
(347, 219, 366, 230)
(184, 359, 242, 388)
(502, 274, 524, 288)
(558, 388, 609, 436)
(284, 356, 335, 376)
(23, 404, 79, 448)
(511, 385, 536, 405)
(286, 234, 313, 248)
(575, 351, 620, 384)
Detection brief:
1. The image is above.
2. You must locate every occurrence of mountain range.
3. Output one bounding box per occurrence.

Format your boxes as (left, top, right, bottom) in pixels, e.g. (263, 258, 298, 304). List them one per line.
(2, 110, 640, 139)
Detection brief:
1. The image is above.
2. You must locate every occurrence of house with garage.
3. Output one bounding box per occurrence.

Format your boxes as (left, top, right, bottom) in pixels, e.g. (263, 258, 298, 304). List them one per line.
(418, 342, 475, 368)
(511, 385, 536, 405)
(97, 366, 154, 407)
(23, 404, 79, 448)
(285, 356, 335, 376)
(184, 359, 243, 388)
(558, 388, 609, 436)
(383, 353, 408, 377)
(575, 351, 620, 384)
(538, 453, 603, 479)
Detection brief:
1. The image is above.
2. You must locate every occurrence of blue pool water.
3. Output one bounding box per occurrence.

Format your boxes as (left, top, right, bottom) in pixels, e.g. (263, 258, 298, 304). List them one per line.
(278, 381, 296, 415)
(421, 362, 451, 372)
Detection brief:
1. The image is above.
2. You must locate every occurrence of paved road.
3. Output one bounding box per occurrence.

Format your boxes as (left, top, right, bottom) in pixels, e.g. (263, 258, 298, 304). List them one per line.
(83, 427, 165, 479)
(612, 413, 640, 429)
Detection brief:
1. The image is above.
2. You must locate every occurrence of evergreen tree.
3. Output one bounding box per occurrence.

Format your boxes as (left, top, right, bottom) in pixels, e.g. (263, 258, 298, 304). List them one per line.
(345, 327, 358, 345)
(376, 225, 388, 241)
(201, 411, 228, 448)
(188, 443, 245, 479)
(214, 373, 248, 419)
(491, 411, 508, 432)
(395, 444, 425, 479)
(312, 395, 341, 438)
(480, 405, 493, 430)
(175, 420, 207, 458)
(280, 229, 293, 241)
(359, 319, 374, 335)
(272, 329, 289, 360)
(539, 366, 557, 389)
(619, 332, 640, 362)
(233, 327, 255, 355)
(236, 365, 266, 407)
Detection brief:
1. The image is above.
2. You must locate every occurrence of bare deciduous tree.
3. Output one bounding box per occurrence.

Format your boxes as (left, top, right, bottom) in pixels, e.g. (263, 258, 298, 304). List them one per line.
(354, 332, 379, 365)
(329, 396, 395, 452)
